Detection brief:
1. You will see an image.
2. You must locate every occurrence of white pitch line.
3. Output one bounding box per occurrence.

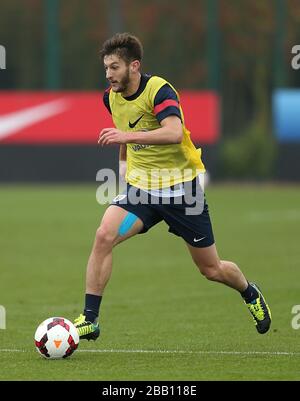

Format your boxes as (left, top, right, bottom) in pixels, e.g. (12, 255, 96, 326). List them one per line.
(77, 349, 300, 356)
(0, 349, 27, 352)
(1, 348, 300, 356)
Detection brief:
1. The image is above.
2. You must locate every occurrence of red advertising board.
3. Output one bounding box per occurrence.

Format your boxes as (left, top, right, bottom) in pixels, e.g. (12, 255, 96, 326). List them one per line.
(0, 91, 219, 144)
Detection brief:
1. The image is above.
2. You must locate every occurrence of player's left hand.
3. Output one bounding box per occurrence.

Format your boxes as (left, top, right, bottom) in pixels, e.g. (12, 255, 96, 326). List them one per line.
(98, 128, 130, 146)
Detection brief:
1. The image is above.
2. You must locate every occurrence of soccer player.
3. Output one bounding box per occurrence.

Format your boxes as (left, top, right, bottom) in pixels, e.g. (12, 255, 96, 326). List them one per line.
(74, 33, 271, 340)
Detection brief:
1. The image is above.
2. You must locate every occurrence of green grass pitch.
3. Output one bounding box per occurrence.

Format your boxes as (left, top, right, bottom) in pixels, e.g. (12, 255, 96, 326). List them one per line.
(0, 184, 300, 381)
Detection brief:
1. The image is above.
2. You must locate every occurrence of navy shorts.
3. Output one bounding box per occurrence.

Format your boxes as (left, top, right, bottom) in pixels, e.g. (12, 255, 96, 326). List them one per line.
(111, 177, 215, 248)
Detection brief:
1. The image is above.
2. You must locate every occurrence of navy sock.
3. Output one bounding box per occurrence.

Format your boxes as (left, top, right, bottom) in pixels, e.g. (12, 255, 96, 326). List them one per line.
(84, 294, 102, 323)
(240, 282, 259, 303)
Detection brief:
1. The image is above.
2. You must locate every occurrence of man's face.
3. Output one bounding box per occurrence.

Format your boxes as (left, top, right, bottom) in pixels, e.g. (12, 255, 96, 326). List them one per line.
(104, 54, 130, 93)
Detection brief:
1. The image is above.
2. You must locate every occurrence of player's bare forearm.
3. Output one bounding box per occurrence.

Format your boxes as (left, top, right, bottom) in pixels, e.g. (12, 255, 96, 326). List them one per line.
(98, 127, 182, 146)
(132, 115, 183, 144)
(98, 116, 183, 146)
(129, 126, 182, 145)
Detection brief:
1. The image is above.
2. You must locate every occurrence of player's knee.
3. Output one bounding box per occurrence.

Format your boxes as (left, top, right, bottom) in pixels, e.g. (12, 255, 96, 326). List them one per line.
(94, 225, 115, 250)
(199, 262, 222, 282)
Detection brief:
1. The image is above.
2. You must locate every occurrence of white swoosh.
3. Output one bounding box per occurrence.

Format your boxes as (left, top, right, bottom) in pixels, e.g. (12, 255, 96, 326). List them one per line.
(0, 99, 70, 141)
(193, 237, 206, 242)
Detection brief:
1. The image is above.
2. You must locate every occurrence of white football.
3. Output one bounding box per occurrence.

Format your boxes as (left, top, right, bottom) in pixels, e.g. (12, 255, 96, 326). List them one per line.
(34, 317, 79, 359)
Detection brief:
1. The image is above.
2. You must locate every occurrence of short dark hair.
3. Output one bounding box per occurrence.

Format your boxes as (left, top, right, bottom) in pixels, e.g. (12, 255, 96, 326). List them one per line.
(100, 33, 143, 64)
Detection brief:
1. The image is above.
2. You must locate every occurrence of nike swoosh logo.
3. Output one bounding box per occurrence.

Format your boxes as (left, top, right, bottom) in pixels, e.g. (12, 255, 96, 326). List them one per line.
(129, 114, 144, 129)
(0, 99, 70, 141)
(193, 237, 206, 242)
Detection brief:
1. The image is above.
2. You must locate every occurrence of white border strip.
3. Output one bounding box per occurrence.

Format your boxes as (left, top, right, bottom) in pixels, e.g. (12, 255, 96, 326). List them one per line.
(1, 348, 300, 356)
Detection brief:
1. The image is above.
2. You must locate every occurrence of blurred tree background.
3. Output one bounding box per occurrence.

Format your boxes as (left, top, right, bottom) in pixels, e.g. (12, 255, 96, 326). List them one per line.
(0, 0, 300, 178)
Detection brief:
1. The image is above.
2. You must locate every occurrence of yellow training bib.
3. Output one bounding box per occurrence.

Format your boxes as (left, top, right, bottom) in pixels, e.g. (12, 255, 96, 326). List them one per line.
(108, 75, 205, 189)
